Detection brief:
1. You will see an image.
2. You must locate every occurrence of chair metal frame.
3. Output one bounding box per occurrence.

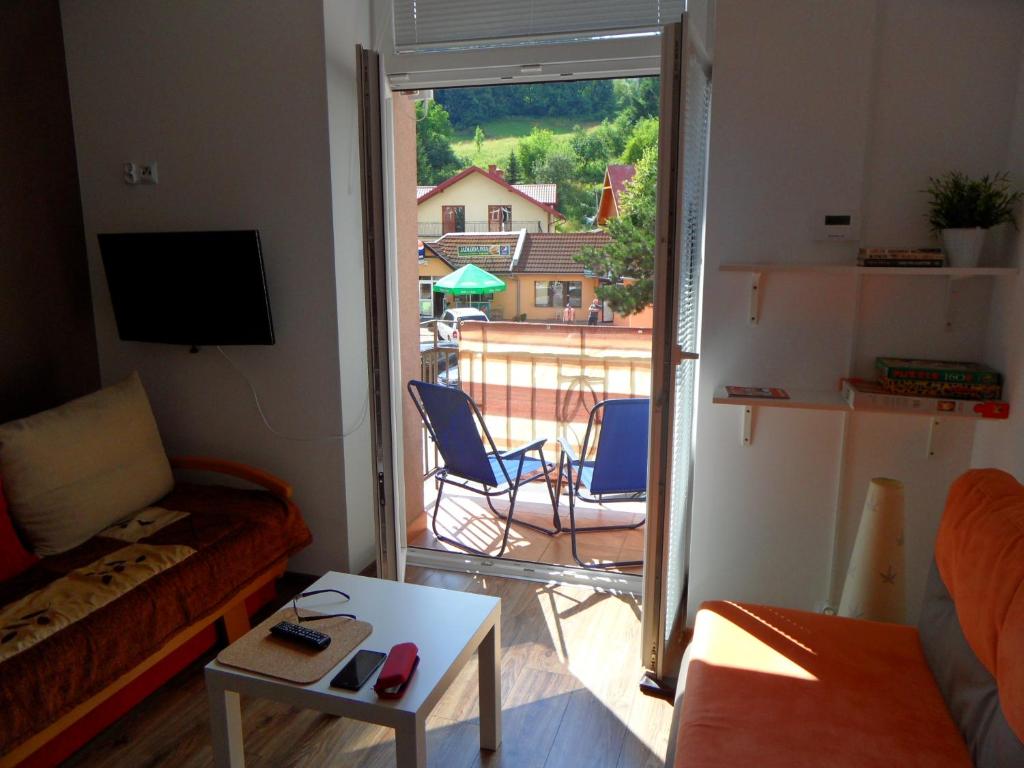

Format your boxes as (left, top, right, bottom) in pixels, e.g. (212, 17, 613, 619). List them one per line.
(408, 380, 560, 559)
(556, 397, 649, 570)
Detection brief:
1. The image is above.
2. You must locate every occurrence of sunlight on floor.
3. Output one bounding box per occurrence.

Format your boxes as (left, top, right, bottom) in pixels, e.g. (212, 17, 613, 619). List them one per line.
(410, 476, 646, 572)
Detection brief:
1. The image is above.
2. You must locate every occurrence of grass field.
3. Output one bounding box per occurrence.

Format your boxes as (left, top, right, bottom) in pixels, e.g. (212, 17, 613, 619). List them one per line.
(451, 116, 599, 170)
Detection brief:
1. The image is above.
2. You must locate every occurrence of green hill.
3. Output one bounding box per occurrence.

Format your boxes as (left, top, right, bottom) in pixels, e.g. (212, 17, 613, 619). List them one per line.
(451, 117, 599, 171)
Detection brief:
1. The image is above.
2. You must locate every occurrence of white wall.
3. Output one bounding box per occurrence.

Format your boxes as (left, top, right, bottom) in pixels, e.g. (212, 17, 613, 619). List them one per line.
(974, 41, 1024, 476)
(60, 0, 374, 574)
(690, 0, 1024, 623)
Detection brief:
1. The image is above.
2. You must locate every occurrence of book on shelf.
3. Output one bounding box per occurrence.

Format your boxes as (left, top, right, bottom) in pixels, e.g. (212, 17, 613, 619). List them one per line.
(878, 377, 1002, 401)
(875, 357, 1002, 386)
(856, 248, 945, 267)
(725, 386, 790, 400)
(858, 258, 945, 267)
(842, 379, 1009, 419)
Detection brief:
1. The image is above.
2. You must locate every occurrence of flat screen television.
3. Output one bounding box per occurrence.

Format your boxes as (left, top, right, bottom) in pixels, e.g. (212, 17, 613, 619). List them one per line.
(98, 230, 275, 346)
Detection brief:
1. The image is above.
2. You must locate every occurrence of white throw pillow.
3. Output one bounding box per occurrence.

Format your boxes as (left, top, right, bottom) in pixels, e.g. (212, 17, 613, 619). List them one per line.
(0, 373, 174, 556)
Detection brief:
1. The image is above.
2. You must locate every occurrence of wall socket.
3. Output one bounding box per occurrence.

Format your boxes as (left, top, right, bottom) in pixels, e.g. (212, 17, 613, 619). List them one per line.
(123, 161, 158, 185)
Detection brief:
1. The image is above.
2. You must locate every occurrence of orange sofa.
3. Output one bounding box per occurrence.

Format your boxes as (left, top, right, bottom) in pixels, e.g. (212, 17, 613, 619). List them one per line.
(668, 469, 1024, 767)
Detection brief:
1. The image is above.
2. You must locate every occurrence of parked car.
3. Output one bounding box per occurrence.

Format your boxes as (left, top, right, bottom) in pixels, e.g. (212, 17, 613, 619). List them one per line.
(436, 308, 488, 342)
(420, 341, 460, 388)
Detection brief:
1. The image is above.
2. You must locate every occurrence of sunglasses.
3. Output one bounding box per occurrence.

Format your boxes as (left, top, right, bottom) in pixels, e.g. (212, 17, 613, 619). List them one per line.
(291, 588, 356, 623)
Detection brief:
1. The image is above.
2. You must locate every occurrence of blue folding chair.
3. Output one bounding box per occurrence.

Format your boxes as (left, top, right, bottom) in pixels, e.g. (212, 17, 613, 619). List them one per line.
(408, 380, 559, 558)
(556, 398, 649, 569)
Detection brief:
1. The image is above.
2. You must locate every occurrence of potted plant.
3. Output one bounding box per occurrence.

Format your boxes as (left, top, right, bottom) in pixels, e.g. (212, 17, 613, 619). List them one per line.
(924, 171, 1022, 266)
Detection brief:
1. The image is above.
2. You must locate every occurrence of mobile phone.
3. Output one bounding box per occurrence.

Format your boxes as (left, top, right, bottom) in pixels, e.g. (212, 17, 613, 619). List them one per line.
(330, 649, 387, 691)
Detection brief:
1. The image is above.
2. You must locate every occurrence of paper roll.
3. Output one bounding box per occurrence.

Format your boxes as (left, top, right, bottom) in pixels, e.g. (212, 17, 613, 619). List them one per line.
(839, 477, 906, 623)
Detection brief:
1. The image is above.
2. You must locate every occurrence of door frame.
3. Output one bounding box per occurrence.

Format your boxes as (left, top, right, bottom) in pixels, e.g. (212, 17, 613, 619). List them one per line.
(361, 20, 708, 675)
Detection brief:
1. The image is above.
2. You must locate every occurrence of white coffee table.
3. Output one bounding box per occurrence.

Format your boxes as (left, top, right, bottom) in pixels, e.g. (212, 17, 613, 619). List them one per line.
(205, 572, 501, 767)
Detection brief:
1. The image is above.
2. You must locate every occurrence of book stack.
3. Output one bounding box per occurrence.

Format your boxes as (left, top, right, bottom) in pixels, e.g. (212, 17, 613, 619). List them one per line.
(857, 248, 945, 268)
(875, 357, 1003, 400)
(842, 378, 1009, 419)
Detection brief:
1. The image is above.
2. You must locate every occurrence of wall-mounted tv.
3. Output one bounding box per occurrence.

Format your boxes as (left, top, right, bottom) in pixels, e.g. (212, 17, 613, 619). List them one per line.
(99, 230, 275, 347)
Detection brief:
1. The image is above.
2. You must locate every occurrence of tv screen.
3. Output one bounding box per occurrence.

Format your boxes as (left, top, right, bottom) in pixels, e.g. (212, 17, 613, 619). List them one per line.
(98, 230, 275, 346)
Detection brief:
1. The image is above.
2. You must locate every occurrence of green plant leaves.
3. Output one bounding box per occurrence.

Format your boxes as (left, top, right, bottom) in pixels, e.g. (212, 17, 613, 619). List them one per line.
(924, 171, 1023, 231)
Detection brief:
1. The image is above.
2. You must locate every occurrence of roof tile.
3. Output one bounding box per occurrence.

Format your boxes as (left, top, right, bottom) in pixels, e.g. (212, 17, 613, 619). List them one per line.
(518, 232, 611, 274)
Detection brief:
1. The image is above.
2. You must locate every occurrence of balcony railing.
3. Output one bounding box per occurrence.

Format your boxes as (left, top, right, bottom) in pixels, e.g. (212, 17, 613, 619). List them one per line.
(418, 220, 546, 237)
(417, 321, 653, 477)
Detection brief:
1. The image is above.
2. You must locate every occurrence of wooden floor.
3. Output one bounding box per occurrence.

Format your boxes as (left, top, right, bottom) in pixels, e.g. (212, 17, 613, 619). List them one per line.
(64, 567, 672, 768)
(409, 478, 646, 573)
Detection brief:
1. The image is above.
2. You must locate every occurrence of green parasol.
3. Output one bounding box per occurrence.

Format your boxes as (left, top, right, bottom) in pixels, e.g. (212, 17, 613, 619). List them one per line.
(432, 264, 507, 296)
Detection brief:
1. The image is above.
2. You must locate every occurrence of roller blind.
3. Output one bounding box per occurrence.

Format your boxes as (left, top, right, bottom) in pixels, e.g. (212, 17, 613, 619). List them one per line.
(393, 0, 685, 53)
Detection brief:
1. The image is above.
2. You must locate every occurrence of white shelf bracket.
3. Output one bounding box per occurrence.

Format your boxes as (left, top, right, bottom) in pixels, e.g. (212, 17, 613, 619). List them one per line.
(943, 276, 967, 332)
(926, 417, 942, 458)
(742, 406, 753, 446)
(749, 272, 762, 325)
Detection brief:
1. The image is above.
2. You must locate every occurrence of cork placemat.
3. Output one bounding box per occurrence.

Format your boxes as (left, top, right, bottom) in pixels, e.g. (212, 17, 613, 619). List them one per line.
(216, 608, 373, 684)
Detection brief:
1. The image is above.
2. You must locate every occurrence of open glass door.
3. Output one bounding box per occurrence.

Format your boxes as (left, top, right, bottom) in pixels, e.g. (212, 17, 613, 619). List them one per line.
(357, 43, 406, 582)
(642, 15, 712, 682)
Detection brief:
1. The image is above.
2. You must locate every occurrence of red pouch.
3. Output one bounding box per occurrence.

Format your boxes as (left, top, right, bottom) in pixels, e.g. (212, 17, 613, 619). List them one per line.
(373, 642, 419, 699)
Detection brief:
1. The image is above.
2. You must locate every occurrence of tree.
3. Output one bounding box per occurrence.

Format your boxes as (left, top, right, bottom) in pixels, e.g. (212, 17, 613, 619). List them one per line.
(620, 117, 659, 165)
(574, 145, 657, 315)
(473, 125, 485, 155)
(506, 149, 521, 184)
(615, 77, 660, 124)
(536, 150, 598, 228)
(516, 127, 555, 181)
(416, 101, 463, 184)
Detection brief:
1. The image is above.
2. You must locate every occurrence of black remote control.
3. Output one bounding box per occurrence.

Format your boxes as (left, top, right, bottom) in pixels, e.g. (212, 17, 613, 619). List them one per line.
(269, 621, 331, 651)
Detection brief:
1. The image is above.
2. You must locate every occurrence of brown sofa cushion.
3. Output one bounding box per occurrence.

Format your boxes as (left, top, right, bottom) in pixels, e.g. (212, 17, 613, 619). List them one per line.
(0, 482, 311, 752)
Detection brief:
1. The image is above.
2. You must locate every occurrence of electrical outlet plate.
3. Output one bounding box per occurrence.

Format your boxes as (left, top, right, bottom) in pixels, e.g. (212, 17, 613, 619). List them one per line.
(139, 162, 158, 184)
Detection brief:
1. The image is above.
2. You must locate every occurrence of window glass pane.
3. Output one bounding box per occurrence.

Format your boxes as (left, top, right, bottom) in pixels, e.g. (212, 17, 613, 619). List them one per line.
(567, 281, 582, 307)
(455, 206, 465, 232)
(550, 282, 565, 307)
(535, 281, 550, 306)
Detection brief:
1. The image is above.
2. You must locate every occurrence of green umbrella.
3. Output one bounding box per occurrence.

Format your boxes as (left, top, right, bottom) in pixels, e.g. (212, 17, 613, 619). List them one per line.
(432, 264, 507, 296)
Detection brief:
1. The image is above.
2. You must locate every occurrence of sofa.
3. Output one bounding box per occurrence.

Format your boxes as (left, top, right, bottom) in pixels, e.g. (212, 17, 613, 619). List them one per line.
(668, 468, 1024, 767)
(0, 374, 312, 767)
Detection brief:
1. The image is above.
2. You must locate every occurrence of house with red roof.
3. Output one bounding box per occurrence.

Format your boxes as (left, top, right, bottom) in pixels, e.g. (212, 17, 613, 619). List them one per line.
(595, 164, 636, 226)
(418, 230, 614, 322)
(416, 165, 563, 240)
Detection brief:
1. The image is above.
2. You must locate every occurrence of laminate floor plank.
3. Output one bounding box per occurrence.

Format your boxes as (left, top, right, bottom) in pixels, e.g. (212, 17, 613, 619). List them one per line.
(61, 566, 672, 768)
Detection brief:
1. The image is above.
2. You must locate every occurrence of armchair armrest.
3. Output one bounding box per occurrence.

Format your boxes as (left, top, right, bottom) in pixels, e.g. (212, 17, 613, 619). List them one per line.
(557, 437, 579, 464)
(170, 456, 293, 501)
(500, 438, 548, 460)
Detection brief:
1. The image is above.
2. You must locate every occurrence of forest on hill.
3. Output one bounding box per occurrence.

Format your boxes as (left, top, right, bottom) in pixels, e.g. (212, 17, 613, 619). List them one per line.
(417, 77, 660, 228)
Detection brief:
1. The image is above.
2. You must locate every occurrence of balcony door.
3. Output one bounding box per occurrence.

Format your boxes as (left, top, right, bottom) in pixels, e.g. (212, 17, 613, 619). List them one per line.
(641, 16, 712, 682)
(357, 43, 405, 582)
(358, 9, 711, 679)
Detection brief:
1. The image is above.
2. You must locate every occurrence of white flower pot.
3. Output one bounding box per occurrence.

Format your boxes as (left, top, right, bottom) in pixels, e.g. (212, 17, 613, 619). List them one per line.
(941, 227, 987, 267)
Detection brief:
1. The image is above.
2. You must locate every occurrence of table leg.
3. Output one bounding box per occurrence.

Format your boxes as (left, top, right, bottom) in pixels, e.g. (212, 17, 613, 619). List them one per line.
(395, 714, 427, 768)
(207, 677, 245, 768)
(478, 619, 502, 751)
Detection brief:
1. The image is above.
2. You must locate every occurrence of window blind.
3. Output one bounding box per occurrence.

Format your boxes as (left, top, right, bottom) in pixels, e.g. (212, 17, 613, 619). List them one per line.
(392, 0, 685, 53)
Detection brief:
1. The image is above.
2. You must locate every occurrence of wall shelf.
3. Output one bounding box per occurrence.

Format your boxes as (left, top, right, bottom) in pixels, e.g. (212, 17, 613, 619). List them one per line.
(713, 383, 1009, 448)
(712, 387, 847, 411)
(719, 263, 1018, 326)
(719, 263, 1019, 277)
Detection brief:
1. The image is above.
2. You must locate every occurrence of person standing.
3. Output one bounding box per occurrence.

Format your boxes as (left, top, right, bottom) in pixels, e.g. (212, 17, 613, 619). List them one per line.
(588, 297, 601, 325)
(563, 302, 575, 323)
